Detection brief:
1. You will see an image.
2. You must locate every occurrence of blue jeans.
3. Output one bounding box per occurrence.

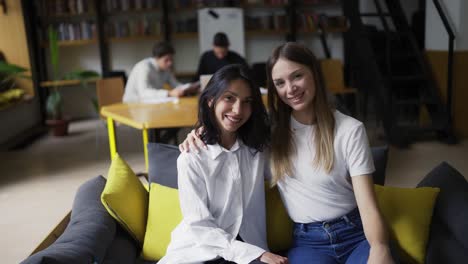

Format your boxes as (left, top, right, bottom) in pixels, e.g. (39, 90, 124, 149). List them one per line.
(288, 208, 370, 264)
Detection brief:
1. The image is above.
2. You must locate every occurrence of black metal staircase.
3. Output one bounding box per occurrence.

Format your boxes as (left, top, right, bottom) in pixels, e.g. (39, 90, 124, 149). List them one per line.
(341, 0, 455, 146)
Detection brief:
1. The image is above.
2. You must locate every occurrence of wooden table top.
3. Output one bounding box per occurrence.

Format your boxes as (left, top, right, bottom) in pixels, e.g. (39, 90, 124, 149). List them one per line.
(100, 97, 199, 130)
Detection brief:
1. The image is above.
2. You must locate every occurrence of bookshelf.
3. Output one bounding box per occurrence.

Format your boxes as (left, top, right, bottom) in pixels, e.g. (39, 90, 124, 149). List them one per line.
(103, 1, 164, 41)
(36, 0, 98, 47)
(29, 0, 347, 83)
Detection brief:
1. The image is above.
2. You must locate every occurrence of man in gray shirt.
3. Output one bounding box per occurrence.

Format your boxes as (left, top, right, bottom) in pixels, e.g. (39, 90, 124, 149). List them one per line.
(123, 42, 198, 103)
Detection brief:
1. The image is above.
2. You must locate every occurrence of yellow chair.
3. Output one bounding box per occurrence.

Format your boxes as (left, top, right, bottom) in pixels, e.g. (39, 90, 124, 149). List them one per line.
(96, 77, 125, 119)
(320, 59, 358, 115)
(95, 77, 125, 156)
(320, 59, 356, 95)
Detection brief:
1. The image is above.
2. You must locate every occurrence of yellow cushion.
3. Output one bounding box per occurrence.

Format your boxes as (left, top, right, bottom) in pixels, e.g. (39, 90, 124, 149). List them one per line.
(101, 154, 148, 245)
(374, 185, 440, 264)
(141, 183, 183, 261)
(265, 185, 293, 253)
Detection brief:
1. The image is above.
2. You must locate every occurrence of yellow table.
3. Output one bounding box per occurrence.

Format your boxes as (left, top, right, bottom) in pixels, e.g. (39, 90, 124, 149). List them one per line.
(100, 97, 199, 171)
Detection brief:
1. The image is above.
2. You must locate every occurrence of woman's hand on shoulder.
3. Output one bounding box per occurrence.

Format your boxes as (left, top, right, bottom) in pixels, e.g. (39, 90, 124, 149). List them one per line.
(179, 128, 207, 153)
(259, 252, 288, 264)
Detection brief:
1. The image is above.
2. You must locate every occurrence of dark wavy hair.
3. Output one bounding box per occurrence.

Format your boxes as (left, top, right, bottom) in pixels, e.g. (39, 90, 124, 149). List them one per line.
(196, 64, 270, 152)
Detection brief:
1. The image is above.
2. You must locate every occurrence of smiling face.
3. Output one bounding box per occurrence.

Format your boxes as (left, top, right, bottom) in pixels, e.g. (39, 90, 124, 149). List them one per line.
(271, 57, 316, 123)
(212, 79, 253, 146)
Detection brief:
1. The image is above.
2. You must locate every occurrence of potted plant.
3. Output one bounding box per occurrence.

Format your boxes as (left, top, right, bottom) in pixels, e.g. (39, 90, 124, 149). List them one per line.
(0, 59, 29, 108)
(45, 27, 100, 136)
(44, 26, 69, 136)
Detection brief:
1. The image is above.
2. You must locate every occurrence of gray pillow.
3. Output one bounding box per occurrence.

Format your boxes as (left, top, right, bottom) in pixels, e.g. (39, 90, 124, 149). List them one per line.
(21, 176, 117, 264)
(147, 143, 180, 188)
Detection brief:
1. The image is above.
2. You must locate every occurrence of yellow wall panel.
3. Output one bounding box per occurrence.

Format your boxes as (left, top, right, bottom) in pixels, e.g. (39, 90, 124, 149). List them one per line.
(426, 51, 468, 138)
(0, 0, 33, 96)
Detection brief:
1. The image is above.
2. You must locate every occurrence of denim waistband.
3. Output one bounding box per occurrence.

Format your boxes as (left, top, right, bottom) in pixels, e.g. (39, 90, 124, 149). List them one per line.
(294, 208, 361, 230)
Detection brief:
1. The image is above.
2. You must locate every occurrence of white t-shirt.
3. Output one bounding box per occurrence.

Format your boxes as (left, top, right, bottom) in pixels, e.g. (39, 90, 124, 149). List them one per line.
(159, 140, 268, 264)
(277, 110, 375, 223)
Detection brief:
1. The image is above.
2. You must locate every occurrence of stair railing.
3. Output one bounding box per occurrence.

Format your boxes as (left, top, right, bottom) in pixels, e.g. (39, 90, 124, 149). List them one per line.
(433, 0, 455, 128)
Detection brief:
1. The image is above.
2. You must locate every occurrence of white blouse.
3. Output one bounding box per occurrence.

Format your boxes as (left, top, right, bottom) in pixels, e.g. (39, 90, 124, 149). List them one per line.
(158, 140, 268, 264)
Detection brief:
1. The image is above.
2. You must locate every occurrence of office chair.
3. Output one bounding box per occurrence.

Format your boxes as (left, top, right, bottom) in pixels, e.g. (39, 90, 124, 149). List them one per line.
(96, 77, 125, 118)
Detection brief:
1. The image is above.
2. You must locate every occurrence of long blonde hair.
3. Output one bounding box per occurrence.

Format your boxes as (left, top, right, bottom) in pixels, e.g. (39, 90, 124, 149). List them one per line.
(266, 42, 335, 186)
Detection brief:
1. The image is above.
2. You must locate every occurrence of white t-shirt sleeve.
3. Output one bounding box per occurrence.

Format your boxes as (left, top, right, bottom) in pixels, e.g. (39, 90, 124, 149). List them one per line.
(345, 123, 375, 177)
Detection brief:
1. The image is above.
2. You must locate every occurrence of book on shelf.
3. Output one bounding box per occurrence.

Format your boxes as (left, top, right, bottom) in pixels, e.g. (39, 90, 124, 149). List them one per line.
(172, 0, 242, 9)
(298, 12, 346, 32)
(246, 13, 287, 31)
(53, 21, 96, 41)
(104, 0, 161, 12)
(302, 0, 338, 4)
(106, 17, 163, 38)
(173, 17, 198, 33)
(246, 0, 289, 5)
(42, 0, 94, 16)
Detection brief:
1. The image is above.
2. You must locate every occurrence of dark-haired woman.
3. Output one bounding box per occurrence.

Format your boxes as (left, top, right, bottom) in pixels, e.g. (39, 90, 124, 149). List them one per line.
(159, 64, 288, 264)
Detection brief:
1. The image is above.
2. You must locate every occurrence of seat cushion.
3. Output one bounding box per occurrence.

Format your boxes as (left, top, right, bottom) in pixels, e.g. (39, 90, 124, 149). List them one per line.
(22, 176, 117, 264)
(374, 184, 439, 264)
(101, 154, 148, 245)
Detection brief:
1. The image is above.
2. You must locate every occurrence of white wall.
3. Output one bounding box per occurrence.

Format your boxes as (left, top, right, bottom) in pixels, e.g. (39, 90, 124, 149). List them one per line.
(297, 34, 344, 60)
(173, 40, 200, 73)
(245, 36, 284, 64)
(48, 45, 102, 79)
(425, 0, 461, 50)
(458, 0, 468, 50)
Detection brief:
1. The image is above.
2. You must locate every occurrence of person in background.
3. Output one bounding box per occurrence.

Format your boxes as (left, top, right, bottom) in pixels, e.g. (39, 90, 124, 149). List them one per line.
(123, 42, 198, 103)
(196, 32, 249, 77)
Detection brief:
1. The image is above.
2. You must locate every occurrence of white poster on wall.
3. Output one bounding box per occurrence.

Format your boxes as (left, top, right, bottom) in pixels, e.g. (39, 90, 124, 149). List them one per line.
(198, 8, 245, 56)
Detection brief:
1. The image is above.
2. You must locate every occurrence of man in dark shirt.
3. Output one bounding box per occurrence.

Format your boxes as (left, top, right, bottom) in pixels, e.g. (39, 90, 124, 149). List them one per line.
(196, 32, 249, 77)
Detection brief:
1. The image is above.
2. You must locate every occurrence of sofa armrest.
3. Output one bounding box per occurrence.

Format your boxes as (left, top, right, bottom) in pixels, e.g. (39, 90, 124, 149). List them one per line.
(417, 162, 468, 263)
(22, 176, 117, 264)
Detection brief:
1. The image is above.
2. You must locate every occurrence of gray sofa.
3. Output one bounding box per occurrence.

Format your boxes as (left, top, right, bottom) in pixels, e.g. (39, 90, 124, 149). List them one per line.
(22, 144, 468, 264)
